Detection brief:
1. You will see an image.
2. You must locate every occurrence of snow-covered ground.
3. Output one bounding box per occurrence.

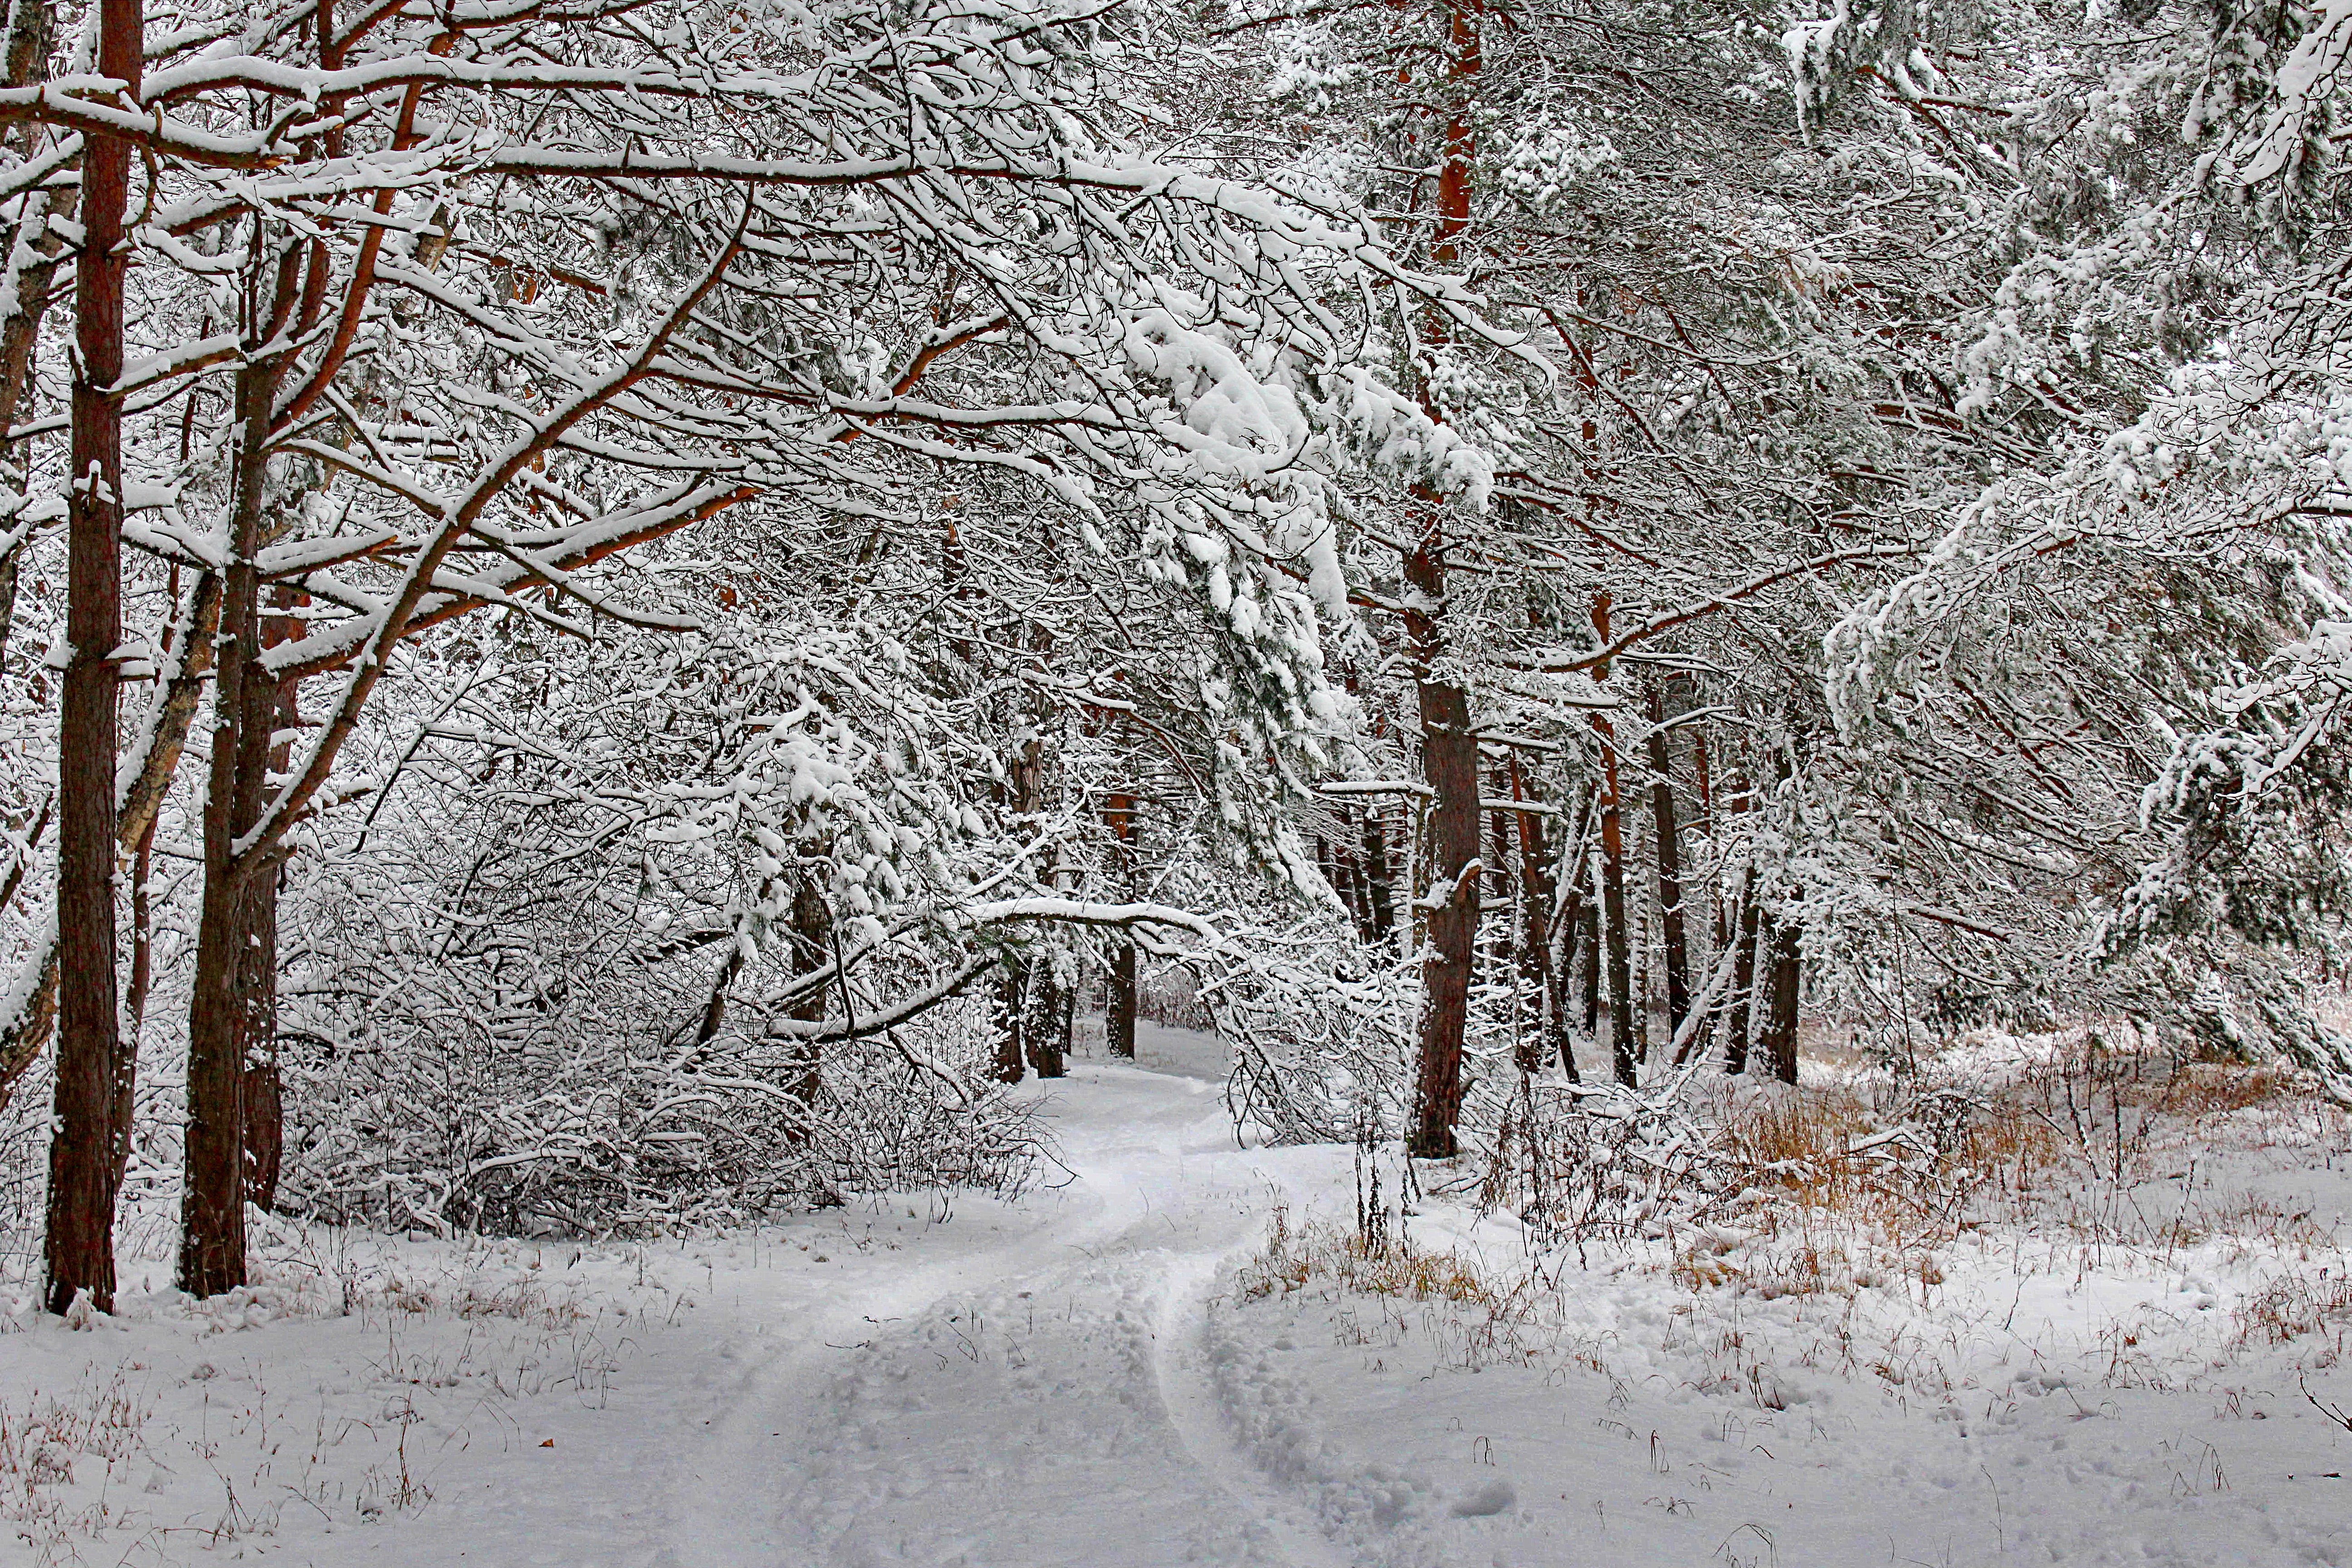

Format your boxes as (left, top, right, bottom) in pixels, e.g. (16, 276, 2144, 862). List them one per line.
(9, 1029, 2352, 1566)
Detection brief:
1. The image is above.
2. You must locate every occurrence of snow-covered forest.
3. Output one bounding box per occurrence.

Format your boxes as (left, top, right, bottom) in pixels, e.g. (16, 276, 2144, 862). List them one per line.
(7, 0, 2352, 1559)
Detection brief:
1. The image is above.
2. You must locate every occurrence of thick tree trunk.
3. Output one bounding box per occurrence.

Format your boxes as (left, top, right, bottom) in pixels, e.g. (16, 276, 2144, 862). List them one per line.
(237, 592, 301, 1215)
(1694, 734, 1727, 959)
(992, 963, 1029, 1084)
(1597, 788, 1633, 1085)
(1405, 529, 1480, 1159)
(44, 0, 142, 1318)
(1104, 793, 1138, 1059)
(181, 223, 314, 1290)
(1108, 944, 1138, 1058)
(1402, 0, 1481, 1159)
(1644, 686, 1690, 1042)
(182, 353, 289, 1298)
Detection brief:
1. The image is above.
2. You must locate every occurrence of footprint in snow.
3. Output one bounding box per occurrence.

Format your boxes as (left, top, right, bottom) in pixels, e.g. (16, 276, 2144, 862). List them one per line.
(1451, 1478, 1518, 1518)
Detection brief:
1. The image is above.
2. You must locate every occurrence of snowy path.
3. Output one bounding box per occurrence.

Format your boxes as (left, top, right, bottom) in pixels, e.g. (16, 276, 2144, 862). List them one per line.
(673, 1055, 1354, 1568)
(19, 1042, 2352, 1567)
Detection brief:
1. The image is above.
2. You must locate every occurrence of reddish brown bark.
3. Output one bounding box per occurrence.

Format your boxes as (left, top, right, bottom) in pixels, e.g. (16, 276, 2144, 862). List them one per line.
(1405, 526, 1481, 1159)
(44, 0, 142, 1318)
(1403, 0, 1481, 1159)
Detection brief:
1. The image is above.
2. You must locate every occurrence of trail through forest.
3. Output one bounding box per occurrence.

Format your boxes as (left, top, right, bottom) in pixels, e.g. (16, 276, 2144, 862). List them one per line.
(676, 1031, 1354, 1568)
(12, 1031, 2352, 1567)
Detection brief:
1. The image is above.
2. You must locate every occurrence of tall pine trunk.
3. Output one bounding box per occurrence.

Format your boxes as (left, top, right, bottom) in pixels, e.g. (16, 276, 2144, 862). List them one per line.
(182, 343, 294, 1298)
(1405, 528, 1480, 1157)
(1761, 737, 1805, 1084)
(1402, 0, 1481, 1159)
(44, 0, 142, 1317)
(1581, 894, 1601, 1037)
(992, 968, 1029, 1084)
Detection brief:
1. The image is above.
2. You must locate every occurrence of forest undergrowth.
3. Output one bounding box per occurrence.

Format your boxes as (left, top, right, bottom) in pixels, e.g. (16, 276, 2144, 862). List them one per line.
(1235, 1027, 2352, 1430)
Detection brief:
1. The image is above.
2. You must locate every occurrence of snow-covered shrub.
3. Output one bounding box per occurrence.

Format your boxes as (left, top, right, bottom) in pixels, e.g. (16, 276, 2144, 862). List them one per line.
(1211, 913, 1419, 1147)
(270, 612, 1061, 1236)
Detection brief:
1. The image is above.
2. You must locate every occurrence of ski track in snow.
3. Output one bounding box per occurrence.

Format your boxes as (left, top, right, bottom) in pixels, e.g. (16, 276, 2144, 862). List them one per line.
(675, 1052, 1352, 1568)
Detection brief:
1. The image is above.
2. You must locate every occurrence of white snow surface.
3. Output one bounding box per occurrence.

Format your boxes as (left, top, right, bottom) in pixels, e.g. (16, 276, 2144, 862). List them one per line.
(8, 1030, 2352, 1566)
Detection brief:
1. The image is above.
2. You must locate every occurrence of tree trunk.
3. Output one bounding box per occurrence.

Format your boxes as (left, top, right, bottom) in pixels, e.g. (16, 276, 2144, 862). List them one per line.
(0, 0, 66, 674)
(1644, 685, 1690, 1042)
(1760, 911, 1801, 1084)
(1505, 757, 1558, 1078)
(1589, 597, 1635, 1087)
(1360, 809, 1397, 947)
(785, 874, 830, 1127)
(1694, 734, 1725, 955)
(1104, 793, 1138, 1059)
(0, 569, 221, 1119)
(236, 591, 302, 1216)
(239, 871, 283, 1214)
(993, 961, 1029, 1084)
(44, 0, 141, 1318)
(1405, 527, 1480, 1159)
(1725, 868, 1761, 1075)
(1581, 891, 1601, 1037)
(1030, 968, 1070, 1079)
(182, 352, 289, 1298)
(1108, 944, 1138, 1059)
(1549, 789, 1593, 1083)
(994, 728, 1049, 1082)
(1402, 0, 1480, 1159)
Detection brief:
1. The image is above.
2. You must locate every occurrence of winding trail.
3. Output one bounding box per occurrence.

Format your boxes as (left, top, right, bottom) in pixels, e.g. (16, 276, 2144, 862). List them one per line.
(672, 1051, 1353, 1568)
